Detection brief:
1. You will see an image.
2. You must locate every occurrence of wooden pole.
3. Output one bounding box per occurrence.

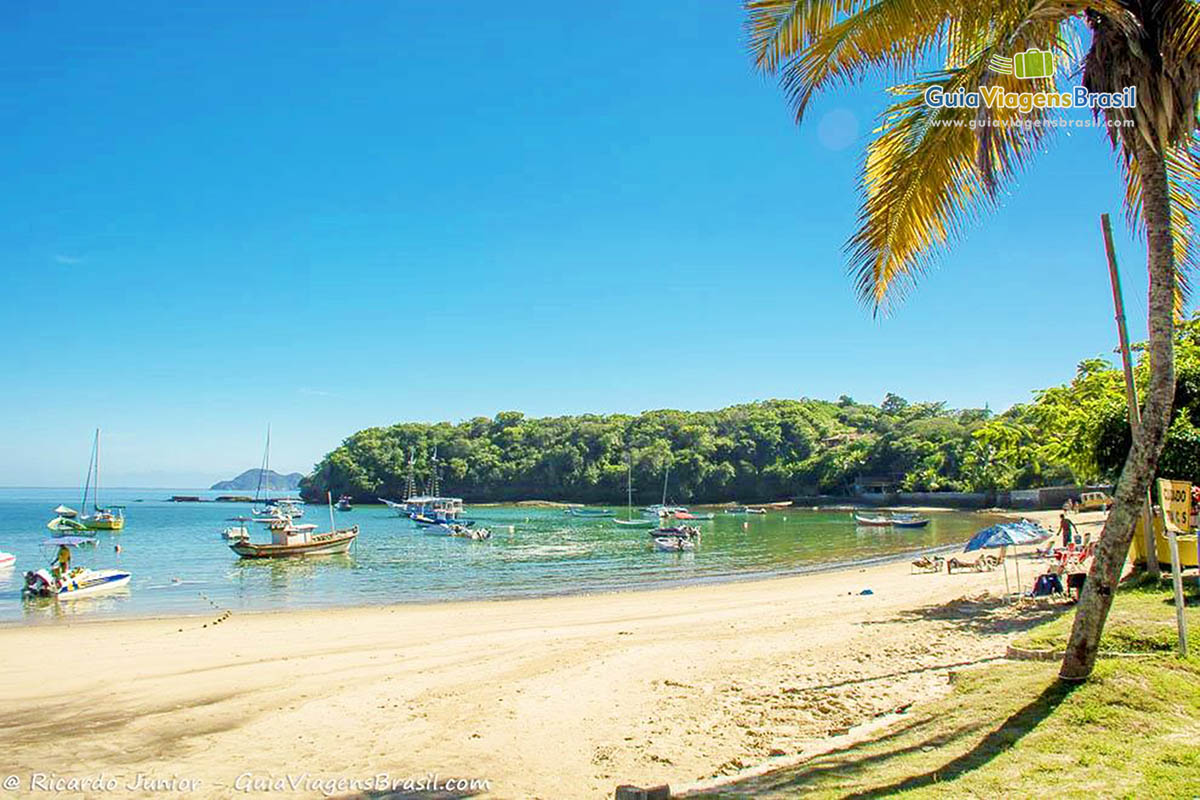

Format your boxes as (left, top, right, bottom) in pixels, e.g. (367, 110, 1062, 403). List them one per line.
(1102, 213, 1160, 578)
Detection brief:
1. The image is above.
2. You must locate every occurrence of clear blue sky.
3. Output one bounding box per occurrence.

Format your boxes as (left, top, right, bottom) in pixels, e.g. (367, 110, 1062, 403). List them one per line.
(0, 1, 1171, 486)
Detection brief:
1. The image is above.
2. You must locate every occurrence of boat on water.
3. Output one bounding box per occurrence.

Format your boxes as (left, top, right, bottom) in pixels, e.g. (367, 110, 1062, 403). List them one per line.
(613, 453, 658, 527)
(336, 495, 353, 511)
(853, 512, 893, 527)
(57, 429, 125, 531)
(24, 567, 131, 598)
(230, 525, 359, 558)
(673, 510, 715, 521)
(24, 535, 129, 598)
(566, 506, 611, 517)
(434, 522, 491, 540)
(649, 525, 701, 542)
(653, 536, 694, 552)
(222, 525, 250, 541)
(746, 507, 767, 515)
(0, 552, 15, 569)
(725, 506, 749, 514)
(892, 514, 931, 528)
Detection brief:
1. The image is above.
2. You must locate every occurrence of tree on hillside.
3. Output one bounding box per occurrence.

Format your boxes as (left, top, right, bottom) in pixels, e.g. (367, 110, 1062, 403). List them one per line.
(746, 0, 1199, 679)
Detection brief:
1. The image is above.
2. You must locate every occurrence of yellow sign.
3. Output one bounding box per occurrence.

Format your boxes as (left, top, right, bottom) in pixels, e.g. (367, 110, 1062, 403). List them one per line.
(1157, 478, 1193, 533)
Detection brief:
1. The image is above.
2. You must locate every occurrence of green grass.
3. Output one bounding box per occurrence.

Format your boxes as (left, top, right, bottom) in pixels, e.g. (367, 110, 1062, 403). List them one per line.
(1014, 573, 1200, 654)
(685, 581, 1200, 799)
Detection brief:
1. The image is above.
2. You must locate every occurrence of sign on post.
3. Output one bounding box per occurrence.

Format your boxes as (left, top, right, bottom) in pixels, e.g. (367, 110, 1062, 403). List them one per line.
(1156, 478, 1190, 657)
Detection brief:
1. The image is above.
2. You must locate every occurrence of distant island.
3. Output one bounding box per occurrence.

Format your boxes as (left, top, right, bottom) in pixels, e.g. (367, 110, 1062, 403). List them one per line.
(211, 468, 304, 492)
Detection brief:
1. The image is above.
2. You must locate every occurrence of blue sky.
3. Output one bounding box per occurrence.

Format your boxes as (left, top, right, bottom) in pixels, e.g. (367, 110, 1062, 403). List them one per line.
(0, 2, 1169, 486)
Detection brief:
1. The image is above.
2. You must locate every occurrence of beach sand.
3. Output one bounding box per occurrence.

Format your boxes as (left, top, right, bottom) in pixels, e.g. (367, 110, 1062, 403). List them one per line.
(0, 510, 1101, 798)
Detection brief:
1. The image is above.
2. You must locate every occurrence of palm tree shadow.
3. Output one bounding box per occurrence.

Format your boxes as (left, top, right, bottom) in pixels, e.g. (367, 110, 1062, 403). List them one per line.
(841, 679, 1076, 798)
(865, 594, 1071, 636)
(681, 680, 1076, 798)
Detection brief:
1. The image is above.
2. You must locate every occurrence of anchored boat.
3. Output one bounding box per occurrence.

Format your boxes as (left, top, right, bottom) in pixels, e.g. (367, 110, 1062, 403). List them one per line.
(230, 524, 358, 558)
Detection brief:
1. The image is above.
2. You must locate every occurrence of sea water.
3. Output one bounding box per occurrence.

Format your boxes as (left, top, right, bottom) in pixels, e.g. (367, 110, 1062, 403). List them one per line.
(0, 488, 1002, 623)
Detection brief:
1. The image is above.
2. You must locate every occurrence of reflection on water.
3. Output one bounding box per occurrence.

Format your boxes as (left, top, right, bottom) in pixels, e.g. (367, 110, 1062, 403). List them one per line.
(0, 489, 1002, 622)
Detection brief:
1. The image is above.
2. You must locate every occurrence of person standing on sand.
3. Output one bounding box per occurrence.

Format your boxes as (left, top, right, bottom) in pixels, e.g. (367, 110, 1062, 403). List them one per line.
(1058, 514, 1075, 547)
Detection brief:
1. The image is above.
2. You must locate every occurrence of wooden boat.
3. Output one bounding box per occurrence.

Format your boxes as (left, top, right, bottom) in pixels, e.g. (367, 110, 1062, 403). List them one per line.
(674, 510, 714, 521)
(892, 514, 930, 528)
(853, 512, 892, 527)
(230, 525, 358, 559)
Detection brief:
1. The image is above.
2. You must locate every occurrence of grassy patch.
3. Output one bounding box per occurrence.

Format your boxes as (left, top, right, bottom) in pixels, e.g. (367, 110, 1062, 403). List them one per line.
(1014, 573, 1200, 654)
(685, 582, 1200, 799)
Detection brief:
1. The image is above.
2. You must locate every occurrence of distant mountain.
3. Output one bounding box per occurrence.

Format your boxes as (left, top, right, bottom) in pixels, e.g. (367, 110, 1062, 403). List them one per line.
(211, 468, 304, 492)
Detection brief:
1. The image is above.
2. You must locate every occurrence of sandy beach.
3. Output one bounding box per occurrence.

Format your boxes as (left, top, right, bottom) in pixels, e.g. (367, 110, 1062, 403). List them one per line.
(0, 510, 1097, 799)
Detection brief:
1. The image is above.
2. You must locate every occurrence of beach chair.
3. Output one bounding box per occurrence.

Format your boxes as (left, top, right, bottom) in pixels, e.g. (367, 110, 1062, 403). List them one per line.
(911, 555, 945, 574)
(946, 555, 988, 573)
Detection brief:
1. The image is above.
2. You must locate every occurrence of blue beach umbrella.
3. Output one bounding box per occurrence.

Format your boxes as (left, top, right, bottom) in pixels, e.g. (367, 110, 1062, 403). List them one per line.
(964, 521, 1054, 598)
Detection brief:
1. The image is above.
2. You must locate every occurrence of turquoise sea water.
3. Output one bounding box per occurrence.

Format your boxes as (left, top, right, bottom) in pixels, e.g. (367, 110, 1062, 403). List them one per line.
(0, 488, 1001, 624)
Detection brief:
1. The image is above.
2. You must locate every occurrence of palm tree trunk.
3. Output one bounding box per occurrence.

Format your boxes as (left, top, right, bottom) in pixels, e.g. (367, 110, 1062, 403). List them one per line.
(1059, 134, 1177, 681)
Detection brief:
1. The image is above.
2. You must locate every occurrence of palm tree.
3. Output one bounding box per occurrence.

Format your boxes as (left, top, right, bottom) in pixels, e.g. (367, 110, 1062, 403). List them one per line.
(746, 0, 1199, 680)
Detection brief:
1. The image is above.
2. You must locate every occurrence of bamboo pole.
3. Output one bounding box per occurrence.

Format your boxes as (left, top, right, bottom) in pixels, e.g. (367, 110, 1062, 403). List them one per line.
(1102, 214, 1159, 578)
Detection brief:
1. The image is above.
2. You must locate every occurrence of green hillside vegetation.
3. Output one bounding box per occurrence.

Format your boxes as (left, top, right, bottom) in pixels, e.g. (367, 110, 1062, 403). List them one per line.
(302, 317, 1200, 505)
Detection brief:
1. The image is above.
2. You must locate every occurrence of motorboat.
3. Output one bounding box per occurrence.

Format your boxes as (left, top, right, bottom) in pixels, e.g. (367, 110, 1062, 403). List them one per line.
(24, 567, 131, 598)
(0, 552, 14, 569)
(673, 510, 714, 521)
(222, 525, 250, 541)
(336, 495, 353, 511)
(653, 536, 694, 552)
(853, 512, 893, 527)
(436, 523, 491, 540)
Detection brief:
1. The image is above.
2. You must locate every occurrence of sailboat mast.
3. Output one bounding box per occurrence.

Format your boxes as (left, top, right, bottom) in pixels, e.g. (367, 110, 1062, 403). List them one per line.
(661, 461, 669, 506)
(255, 424, 271, 503)
(627, 452, 633, 517)
(93, 428, 101, 510)
(81, 429, 97, 512)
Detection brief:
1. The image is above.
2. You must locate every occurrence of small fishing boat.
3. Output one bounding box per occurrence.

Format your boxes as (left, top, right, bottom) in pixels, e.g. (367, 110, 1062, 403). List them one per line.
(853, 512, 892, 527)
(336, 495, 353, 511)
(230, 525, 358, 558)
(725, 506, 749, 514)
(673, 510, 714, 521)
(746, 507, 767, 515)
(653, 536, 692, 552)
(649, 525, 701, 542)
(0, 552, 15, 569)
(892, 514, 931, 528)
(614, 517, 656, 528)
(24, 567, 131, 598)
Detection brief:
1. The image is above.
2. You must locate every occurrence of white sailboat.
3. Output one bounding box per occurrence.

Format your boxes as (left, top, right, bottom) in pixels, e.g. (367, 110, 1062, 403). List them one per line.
(614, 453, 655, 528)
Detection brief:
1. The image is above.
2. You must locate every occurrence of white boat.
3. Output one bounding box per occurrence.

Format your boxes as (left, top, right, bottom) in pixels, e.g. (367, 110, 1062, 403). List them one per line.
(614, 517, 657, 528)
(653, 536, 693, 552)
(853, 512, 892, 527)
(0, 552, 15, 569)
(23, 567, 131, 598)
(222, 526, 250, 541)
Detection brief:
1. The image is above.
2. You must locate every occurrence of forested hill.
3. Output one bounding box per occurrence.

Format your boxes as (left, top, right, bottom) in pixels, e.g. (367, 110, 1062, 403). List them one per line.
(299, 396, 1060, 504)
(300, 316, 1200, 505)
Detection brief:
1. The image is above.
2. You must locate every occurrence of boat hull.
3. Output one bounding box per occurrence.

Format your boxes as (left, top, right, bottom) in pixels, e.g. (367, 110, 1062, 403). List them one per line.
(230, 526, 358, 559)
(613, 518, 656, 528)
(893, 519, 930, 528)
(83, 517, 125, 531)
(853, 514, 892, 527)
